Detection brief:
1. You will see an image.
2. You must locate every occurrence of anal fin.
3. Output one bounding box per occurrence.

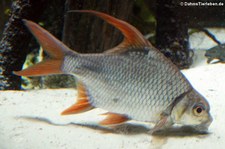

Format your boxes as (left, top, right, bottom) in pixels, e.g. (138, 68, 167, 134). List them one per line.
(99, 112, 129, 126)
(61, 82, 94, 115)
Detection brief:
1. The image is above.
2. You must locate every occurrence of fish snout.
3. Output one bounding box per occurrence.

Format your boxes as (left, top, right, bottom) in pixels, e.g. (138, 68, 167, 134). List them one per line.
(206, 113, 213, 127)
(195, 114, 213, 132)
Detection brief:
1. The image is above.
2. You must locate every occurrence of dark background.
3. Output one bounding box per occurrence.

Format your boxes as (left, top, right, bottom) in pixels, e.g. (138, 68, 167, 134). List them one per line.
(0, 0, 224, 90)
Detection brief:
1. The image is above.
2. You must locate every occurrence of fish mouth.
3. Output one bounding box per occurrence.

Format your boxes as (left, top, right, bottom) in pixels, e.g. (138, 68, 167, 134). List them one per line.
(205, 114, 213, 127)
(194, 115, 213, 132)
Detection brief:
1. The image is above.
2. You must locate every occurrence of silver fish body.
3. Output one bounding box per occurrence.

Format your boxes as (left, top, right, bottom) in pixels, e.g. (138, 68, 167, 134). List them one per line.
(14, 10, 212, 133)
(63, 47, 191, 122)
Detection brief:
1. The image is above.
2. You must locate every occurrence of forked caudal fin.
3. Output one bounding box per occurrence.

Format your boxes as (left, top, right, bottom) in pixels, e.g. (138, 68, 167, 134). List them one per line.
(13, 10, 152, 125)
(13, 20, 74, 77)
(14, 10, 152, 76)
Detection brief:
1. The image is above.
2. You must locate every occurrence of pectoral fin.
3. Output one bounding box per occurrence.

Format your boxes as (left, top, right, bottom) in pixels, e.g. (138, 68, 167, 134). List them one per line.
(99, 112, 129, 126)
(148, 114, 173, 134)
(61, 82, 94, 115)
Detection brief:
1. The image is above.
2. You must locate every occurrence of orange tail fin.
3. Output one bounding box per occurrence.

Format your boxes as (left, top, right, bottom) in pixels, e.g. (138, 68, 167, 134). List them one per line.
(14, 20, 74, 76)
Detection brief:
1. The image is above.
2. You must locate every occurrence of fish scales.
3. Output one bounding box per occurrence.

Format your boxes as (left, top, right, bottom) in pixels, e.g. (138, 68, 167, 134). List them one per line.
(14, 10, 212, 133)
(62, 47, 191, 122)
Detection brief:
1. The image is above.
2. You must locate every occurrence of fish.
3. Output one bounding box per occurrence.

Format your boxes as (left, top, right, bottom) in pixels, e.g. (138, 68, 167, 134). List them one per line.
(14, 10, 212, 134)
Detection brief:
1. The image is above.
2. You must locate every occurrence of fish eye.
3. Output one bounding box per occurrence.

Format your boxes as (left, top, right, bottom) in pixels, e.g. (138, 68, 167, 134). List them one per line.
(196, 107, 202, 113)
(193, 104, 205, 116)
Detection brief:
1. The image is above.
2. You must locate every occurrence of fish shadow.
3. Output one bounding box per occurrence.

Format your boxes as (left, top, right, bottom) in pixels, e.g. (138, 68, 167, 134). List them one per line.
(16, 115, 149, 135)
(87, 124, 210, 137)
(72, 122, 150, 135)
(151, 126, 210, 137)
(17, 116, 210, 137)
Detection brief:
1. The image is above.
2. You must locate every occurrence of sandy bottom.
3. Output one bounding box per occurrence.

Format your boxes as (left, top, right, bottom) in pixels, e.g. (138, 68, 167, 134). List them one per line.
(0, 63, 225, 149)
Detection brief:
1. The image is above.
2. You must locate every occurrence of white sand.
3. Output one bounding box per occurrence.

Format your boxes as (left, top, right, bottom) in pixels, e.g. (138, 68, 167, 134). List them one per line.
(1, 28, 225, 149)
(0, 63, 225, 149)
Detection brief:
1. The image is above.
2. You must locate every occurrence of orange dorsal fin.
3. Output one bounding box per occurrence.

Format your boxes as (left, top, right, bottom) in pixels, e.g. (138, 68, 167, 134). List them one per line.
(99, 112, 129, 126)
(14, 20, 75, 76)
(61, 82, 94, 115)
(69, 10, 151, 54)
